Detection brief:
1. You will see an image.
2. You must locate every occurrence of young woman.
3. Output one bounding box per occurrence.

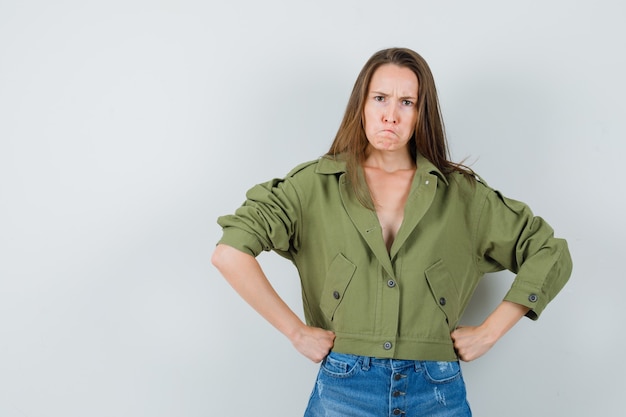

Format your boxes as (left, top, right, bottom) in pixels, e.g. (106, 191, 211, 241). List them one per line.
(212, 47, 572, 416)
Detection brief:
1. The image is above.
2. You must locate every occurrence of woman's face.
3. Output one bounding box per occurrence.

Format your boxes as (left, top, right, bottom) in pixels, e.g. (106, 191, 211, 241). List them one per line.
(363, 64, 418, 155)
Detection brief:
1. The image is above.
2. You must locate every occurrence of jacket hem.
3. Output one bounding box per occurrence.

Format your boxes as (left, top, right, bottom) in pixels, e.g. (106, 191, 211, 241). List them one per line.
(332, 333, 458, 362)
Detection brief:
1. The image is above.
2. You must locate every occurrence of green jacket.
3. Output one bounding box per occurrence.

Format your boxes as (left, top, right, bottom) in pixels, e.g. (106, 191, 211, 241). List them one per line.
(217, 155, 572, 361)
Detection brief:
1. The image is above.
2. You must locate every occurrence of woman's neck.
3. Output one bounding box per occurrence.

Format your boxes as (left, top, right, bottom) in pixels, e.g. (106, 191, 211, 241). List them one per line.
(363, 147, 415, 173)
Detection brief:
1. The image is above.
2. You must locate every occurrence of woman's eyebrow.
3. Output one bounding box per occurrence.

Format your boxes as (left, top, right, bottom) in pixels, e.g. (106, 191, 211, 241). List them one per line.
(369, 90, 416, 100)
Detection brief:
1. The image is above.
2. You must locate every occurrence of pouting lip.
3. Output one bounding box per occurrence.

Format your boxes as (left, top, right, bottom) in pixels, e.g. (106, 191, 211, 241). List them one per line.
(379, 129, 398, 136)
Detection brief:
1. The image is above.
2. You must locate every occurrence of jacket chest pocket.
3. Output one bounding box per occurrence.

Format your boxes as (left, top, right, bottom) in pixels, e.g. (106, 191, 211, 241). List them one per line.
(425, 260, 461, 331)
(320, 253, 357, 322)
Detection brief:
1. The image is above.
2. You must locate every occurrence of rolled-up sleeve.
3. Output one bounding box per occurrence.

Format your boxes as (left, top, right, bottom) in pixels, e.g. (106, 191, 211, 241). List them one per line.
(217, 177, 302, 258)
(475, 187, 573, 320)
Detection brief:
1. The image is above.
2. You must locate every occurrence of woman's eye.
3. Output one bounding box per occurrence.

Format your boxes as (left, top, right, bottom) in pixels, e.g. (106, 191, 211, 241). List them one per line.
(402, 100, 414, 106)
(374, 96, 385, 102)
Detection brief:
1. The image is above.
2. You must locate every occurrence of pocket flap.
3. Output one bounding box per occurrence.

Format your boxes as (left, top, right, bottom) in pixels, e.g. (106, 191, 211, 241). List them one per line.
(425, 259, 461, 329)
(320, 254, 357, 321)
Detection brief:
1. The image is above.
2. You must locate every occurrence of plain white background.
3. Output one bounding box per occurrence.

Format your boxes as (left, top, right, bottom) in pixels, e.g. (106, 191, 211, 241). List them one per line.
(1, 0, 624, 416)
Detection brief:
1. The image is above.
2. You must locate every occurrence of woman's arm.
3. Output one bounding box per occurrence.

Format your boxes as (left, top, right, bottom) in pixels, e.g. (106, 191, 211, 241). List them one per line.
(211, 243, 335, 363)
(450, 301, 530, 362)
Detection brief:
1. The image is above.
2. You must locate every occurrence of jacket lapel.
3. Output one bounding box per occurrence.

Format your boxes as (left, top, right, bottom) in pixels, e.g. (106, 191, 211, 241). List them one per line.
(389, 171, 437, 259)
(338, 174, 396, 279)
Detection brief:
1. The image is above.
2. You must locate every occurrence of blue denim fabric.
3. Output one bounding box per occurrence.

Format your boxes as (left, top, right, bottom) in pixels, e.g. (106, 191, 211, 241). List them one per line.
(304, 352, 471, 417)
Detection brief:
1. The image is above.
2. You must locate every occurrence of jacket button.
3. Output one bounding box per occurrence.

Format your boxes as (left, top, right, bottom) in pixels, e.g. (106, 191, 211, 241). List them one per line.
(439, 297, 447, 306)
(528, 294, 538, 303)
(387, 279, 396, 288)
(333, 291, 340, 300)
(383, 341, 392, 350)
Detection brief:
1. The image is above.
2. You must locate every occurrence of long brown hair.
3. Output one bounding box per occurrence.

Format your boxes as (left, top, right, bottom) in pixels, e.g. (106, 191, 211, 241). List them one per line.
(326, 47, 473, 206)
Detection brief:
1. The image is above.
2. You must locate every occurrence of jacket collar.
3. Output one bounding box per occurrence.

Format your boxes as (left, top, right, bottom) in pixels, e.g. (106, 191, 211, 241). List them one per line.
(315, 156, 347, 174)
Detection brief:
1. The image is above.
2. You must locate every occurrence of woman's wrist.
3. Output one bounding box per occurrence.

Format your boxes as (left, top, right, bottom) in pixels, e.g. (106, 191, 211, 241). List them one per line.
(481, 301, 530, 342)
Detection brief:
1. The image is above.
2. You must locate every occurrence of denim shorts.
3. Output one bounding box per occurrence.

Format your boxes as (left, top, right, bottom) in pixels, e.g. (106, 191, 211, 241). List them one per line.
(304, 352, 472, 417)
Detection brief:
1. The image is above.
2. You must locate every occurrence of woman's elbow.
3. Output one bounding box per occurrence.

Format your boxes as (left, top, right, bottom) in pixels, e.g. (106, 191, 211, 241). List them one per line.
(211, 244, 230, 271)
(211, 243, 251, 272)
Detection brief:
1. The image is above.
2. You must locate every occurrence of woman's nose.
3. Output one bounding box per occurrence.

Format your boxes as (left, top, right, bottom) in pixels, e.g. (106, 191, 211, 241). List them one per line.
(383, 104, 398, 123)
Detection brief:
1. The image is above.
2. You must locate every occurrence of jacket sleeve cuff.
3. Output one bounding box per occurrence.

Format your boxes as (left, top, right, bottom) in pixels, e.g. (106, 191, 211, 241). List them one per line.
(217, 227, 266, 257)
(503, 282, 547, 321)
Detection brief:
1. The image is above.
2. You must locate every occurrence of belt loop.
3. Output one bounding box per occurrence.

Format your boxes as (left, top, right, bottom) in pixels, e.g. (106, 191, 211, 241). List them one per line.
(414, 360, 421, 372)
(361, 356, 371, 371)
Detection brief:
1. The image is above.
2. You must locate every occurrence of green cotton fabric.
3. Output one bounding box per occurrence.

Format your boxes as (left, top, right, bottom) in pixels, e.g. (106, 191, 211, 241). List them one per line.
(217, 154, 572, 361)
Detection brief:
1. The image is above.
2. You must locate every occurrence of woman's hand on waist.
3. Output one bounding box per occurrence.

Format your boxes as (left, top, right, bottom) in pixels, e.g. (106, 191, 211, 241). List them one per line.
(290, 324, 335, 363)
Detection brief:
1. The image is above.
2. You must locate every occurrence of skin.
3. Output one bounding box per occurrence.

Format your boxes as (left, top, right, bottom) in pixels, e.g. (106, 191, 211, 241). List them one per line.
(362, 64, 419, 251)
(451, 301, 530, 361)
(212, 64, 530, 363)
(212, 244, 335, 363)
(363, 64, 419, 159)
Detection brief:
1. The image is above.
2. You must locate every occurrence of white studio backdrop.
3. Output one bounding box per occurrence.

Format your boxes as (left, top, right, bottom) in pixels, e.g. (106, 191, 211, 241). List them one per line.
(0, 1, 624, 416)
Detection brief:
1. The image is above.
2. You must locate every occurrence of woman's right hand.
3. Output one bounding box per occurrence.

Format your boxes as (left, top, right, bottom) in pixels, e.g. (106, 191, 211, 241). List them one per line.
(290, 325, 335, 363)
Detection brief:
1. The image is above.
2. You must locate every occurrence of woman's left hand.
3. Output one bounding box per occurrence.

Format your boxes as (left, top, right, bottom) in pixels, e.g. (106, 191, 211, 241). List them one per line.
(450, 325, 495, 362)
(450, 301, 531, 362)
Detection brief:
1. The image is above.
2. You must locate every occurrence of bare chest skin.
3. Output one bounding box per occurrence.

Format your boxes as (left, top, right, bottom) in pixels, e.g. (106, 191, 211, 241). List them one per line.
(363, 166, 416, 252)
